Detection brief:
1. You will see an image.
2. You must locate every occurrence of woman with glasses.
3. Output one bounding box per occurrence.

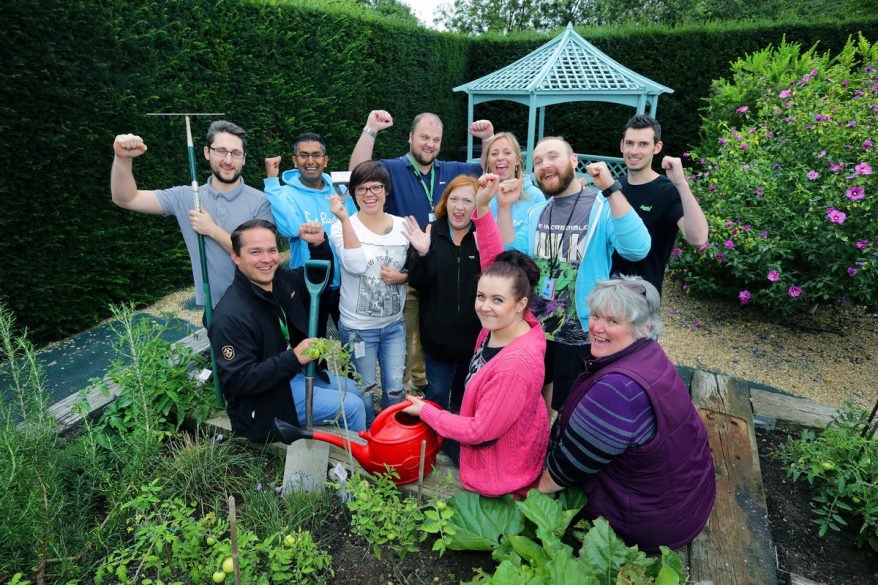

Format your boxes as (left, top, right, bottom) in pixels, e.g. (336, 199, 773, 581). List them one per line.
(537, 275, 716, 552)
(483, 132, 546, 245)
(402, 175, 482, 411)
(330, 161, 409, 411)
(401, 175, 549, 498)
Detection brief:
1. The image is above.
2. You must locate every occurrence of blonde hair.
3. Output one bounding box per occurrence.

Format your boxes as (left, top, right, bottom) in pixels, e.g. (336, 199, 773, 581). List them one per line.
(484, 132, 533, 201)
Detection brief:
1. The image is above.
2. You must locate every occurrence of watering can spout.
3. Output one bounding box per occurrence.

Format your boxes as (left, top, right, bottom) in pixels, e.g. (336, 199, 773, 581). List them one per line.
(273, 418, 368, 462)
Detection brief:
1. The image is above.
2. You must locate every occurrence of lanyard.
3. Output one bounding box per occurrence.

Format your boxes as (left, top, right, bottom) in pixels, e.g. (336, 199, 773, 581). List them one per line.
(407, 154, 436, 208)
(276, 303, 290, 344)
(547, 188, 584, 277)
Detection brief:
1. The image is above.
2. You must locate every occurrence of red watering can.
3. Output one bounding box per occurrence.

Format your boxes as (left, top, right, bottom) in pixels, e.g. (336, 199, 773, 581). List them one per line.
(273, 400, 445, 485)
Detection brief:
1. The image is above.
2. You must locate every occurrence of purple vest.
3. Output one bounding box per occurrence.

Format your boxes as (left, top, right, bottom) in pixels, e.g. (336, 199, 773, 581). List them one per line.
(560, 340, 715, 552)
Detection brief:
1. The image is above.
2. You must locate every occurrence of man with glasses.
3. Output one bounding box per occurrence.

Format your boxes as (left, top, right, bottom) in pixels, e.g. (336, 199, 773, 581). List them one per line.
(111, 120, 272, 309)
(348, 110, 494, 393)
(264, 132, 357, 336)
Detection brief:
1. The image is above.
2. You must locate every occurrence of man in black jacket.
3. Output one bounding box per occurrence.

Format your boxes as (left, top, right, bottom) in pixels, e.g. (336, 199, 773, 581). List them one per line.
(208, 219, 368, 442)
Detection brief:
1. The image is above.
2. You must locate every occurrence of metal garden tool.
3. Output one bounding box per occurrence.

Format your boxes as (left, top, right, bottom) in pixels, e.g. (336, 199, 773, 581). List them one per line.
(302, 259, 331, 429)
(146, 112, 225, 403)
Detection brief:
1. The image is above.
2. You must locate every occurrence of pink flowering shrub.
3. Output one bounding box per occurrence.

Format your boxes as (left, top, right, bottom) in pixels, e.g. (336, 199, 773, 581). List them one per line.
(674, 36, 877, 312)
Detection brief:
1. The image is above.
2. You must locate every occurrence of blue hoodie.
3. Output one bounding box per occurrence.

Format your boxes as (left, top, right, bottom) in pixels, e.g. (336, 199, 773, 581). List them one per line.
(264, 170, 357, 289)
(489, 174, 547, 247)
(511, 192, 650, 331)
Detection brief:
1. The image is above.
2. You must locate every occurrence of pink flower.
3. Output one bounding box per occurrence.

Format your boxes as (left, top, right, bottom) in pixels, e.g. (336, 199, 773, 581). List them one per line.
(856, 239, 869, 249)
(779, 89, 791, 98)
(788, 285, 802, 298)
(846, 186, 864, 200)
(736, 106, 749, 113)
(807, 170, 820, 180)
(741, 143, 748, 150)
(755, 187, 763, 196)
(767, 270, 780, 282)
(742, 225, 752, 231)
(709, 185, 716, 191)
(759, 231, 768, 238)
(724, 240, 735, 248)
(856, 162, 873, 174)
(848, 267, 858, 276)
(724, 221, 734, 227)
(739, 290, 751, 305)
(716, 252, 725, 262)
(672, 247, 682, 259)
(718, 137, 726, 145)
(785, 101, 794, 108)
(698, 243, 709, 252)
(826, 207, 847, 223)
(863, 140, 873, 149)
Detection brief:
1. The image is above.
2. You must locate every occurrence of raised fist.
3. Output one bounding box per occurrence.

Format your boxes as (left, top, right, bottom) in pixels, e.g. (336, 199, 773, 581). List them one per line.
(468, 120, 494, 140)
(113, 134, 147, 158)
(366, 110, 393, 133)
(265, 156, 282, 178)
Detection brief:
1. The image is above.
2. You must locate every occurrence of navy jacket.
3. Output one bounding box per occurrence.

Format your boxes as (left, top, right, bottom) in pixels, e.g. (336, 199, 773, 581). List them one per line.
(208, 240, 332, 442)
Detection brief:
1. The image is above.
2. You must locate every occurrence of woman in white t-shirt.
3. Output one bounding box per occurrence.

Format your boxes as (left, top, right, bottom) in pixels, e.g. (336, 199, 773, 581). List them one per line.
(330, 161, 409, 410)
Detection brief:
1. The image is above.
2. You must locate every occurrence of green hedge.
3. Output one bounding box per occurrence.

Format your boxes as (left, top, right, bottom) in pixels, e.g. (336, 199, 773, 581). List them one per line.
(1, 1, 874, 342)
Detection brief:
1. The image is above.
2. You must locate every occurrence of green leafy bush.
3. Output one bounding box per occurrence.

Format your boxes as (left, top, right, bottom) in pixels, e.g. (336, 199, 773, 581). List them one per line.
(778, 403, 878, 550)
(673, 36, 877, 311)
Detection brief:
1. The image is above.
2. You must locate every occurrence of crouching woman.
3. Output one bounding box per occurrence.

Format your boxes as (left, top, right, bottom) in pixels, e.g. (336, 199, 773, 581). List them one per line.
(538, 275, 715, 552)
(401, 177, 549, 497)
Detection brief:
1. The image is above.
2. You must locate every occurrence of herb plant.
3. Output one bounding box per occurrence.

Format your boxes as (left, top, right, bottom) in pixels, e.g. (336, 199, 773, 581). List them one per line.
(778, 402, 878, 549)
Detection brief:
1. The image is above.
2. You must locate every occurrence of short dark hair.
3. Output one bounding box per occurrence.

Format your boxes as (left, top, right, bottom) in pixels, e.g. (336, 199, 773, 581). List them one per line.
(231, 219, 276, 255)
(481, 250, 541, 309)
(206, 120, 248, 151)
(349, 160, 392, 196)
(410, 113, 442, 135)
(293, 132, 326, 155)
(624, 114, 661, 142)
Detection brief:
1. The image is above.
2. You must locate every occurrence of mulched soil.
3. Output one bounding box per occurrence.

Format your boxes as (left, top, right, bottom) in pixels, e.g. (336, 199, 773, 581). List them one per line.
(757, 428, 878, 585)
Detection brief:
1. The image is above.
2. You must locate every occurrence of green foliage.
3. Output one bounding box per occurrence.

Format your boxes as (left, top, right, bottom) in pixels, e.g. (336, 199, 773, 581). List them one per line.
(447, 489, 686, 584)
(95, 481, 333, 584)
(778, 403, 878, 550)
(673, 36, 878, 311)
(94, 304, 212, 439)
(419, 497, 457, 556)
(338, 468, 426, 559)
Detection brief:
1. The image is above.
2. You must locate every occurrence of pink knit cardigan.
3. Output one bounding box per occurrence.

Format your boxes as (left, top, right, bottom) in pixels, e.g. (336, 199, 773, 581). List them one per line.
(419, 211, 549, 497)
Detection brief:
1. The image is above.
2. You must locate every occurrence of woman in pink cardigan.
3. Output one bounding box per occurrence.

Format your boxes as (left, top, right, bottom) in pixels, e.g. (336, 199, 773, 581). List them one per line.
(402, 174, 549, 497)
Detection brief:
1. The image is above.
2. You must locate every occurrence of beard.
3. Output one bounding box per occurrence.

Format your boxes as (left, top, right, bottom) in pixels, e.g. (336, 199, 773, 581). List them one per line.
(537, 163, 576, 197)
(410, 148, 437, 169)
(212, 167, 242, 185)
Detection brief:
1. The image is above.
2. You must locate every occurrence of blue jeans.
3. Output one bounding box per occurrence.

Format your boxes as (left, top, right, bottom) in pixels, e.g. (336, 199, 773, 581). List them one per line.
(290, 371, 373, 432)
(338, 319, 406, 409)
(423, 352, 469, 411)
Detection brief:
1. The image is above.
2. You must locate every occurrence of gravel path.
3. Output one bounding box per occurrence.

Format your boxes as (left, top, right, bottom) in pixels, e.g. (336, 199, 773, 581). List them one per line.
(147, 273, 877, 410)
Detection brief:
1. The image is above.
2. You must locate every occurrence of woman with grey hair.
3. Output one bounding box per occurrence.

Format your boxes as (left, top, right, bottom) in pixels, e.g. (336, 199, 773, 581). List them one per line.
(537, 275, 715, 552)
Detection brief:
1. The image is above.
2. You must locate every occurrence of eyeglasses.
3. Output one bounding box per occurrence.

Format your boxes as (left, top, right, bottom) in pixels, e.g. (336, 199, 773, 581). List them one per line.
(354, 184, 386, 196)
(296, 152, 326, 161)
(208, 146, 245, 160)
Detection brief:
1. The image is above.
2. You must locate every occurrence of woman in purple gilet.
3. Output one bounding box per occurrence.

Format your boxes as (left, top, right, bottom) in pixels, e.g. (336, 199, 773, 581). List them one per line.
(537, 275, 715, 552)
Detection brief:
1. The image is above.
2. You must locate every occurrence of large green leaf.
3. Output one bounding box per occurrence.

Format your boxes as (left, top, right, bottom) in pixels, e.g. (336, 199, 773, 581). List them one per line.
(516, 489, 583, 539)
(446, 491, 524, 551)
(579, 518, 635, 585)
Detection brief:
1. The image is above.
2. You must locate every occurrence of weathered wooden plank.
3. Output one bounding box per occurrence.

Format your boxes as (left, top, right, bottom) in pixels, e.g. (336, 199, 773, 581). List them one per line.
(790, 574, 824, 585)
(689, 372, 777, 585)
(749, 388, 837, 429)
(48, 328, 212, 432)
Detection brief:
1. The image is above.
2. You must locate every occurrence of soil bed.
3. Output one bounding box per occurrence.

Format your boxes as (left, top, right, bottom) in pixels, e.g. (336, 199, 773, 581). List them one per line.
(757, 428, 878, 585)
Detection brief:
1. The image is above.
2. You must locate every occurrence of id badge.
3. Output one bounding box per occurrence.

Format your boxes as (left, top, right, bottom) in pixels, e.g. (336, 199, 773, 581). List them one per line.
(354, 340, 366, 359)
(428, 212, 436, 222)
(541, 277, 557, 300)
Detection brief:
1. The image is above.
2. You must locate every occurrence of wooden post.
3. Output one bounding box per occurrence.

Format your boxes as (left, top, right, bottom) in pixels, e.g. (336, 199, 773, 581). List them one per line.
(417, 439, 426, 503)
(228, 496, 241, 585)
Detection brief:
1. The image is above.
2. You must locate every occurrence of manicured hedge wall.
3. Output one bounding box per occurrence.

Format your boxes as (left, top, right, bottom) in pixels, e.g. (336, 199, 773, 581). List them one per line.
(1, 1, 874, 342)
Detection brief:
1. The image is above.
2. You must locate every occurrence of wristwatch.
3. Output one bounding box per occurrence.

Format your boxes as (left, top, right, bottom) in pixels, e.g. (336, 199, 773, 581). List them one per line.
(606, 180, 623, 196)
(362, 127, 378, 139)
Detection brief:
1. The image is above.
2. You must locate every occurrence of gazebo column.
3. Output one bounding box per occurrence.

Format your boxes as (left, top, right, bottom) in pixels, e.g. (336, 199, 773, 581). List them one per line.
(467, 94, 475, 161)
(537, 106, 546, 141)
(526, 94, 538, 173)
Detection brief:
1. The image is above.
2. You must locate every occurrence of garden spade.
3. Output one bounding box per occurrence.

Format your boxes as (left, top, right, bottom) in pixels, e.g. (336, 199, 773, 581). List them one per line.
(146, 112, 225, 403)
(302, 259, 331, 429)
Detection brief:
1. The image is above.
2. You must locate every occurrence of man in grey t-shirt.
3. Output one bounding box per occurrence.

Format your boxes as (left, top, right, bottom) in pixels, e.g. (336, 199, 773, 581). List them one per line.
(111, 120, 273, 307)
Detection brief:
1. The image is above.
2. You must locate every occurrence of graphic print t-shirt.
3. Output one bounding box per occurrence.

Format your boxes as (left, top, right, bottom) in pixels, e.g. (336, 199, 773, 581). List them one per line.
(530, 189, 597, 345)
(330, 214, 408, 330)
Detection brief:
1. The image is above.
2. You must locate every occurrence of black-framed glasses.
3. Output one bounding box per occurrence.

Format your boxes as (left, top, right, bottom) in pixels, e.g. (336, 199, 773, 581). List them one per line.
(208, 146, 245, 160)
(295, 151, 326, 161)
(354, 184, 386, 196)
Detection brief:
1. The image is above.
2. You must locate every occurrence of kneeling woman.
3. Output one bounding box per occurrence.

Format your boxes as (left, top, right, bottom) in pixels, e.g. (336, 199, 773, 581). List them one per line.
(538, 276, 715, 552)
(403, 190, 549, 497)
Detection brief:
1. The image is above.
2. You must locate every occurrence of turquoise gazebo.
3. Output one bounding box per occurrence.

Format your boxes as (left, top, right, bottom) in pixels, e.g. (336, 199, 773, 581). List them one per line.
(455, 23, 673, 176)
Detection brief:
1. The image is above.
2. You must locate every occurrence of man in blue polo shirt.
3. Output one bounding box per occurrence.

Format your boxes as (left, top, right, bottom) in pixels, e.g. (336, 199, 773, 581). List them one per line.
(348, 110, 494, 392)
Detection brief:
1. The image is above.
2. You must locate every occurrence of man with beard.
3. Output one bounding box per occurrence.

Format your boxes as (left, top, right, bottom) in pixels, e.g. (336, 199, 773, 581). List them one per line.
(111, 120, 273, 308)
(498, 137, 650, 412)
(348, 110, 494, 393)
(610, 115, 708, 296)
(264, 132, 357, 336)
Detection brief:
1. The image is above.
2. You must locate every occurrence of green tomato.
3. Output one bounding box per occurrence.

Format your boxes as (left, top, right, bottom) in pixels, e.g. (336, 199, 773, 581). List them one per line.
(852, 496, 862, 504)
(821, 461, 835, 471)
(436, 501, 447, 510)
(284, 534, 296, 547)
(222, 557, 235, 574)
(205, 536, 217, 546)
(212, 571, 226, 583)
